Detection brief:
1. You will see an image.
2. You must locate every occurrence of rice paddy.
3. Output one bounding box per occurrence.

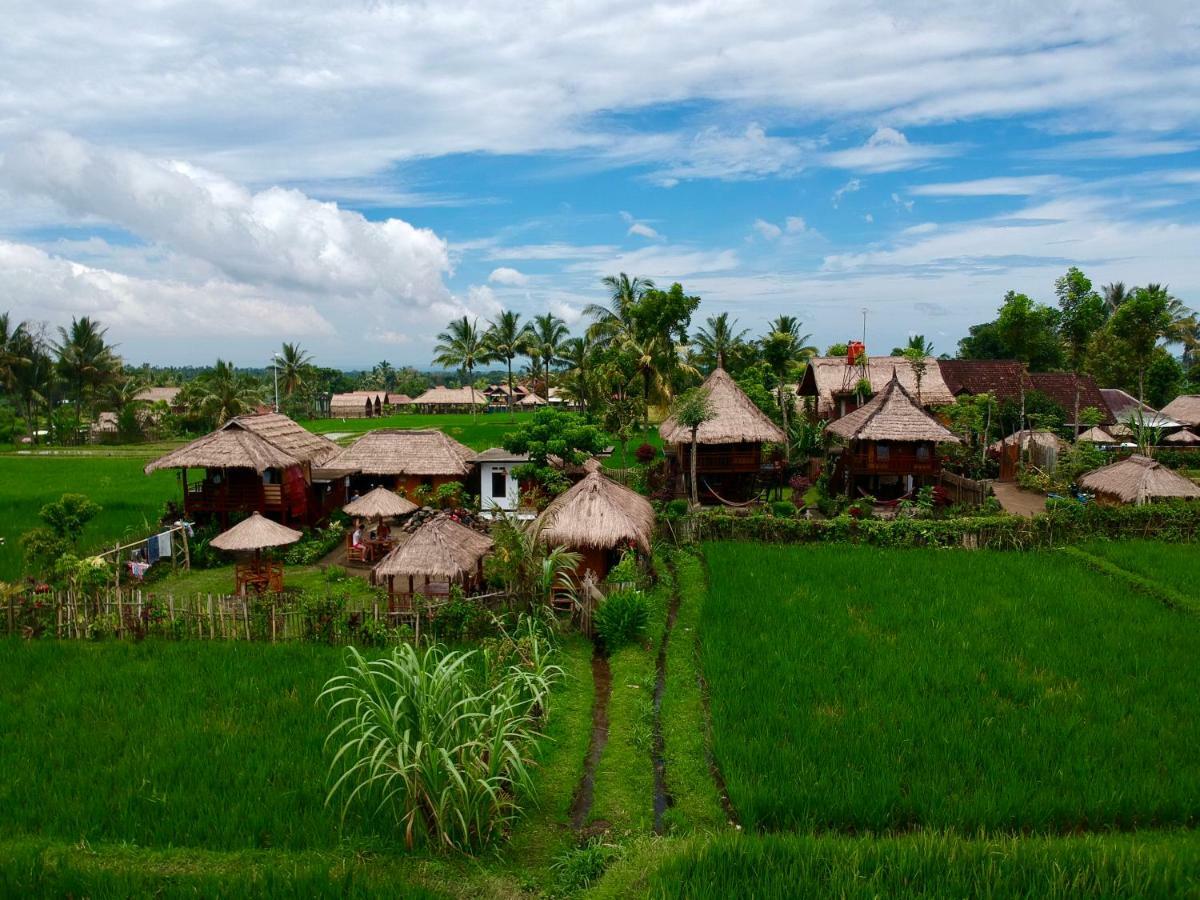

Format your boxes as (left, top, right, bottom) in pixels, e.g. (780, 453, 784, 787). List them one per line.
(700, 542, 1200, 833)
(1079, 539, 1200, 603)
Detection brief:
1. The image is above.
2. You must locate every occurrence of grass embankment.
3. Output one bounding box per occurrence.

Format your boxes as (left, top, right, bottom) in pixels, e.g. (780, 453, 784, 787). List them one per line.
(701, 543, 1200, 833)
(0, 456, 177, 582)
(146, 564, 382, 604)
(0, 634, 595, 897)
(1078, 539, 1200, 605)
(592, 831, 1200, 899)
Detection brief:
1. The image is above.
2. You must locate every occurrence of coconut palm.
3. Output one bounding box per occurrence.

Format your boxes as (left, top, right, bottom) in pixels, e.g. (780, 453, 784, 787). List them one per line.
(1102, 281, 1129, 313)
(693, 312, 750, 371)
(528, 313, 568, 399)
(434, 316, 486, 416)
(483, 310, 532, 415)
(273, 343, 314, 398)
(892, 334, 935, 357)
(585, 273, 655, 349)
(558, 335, 598, 413)
(186, 359, 264, 425)
(0, 313, 30, 396)
(53, 316, 121, 439)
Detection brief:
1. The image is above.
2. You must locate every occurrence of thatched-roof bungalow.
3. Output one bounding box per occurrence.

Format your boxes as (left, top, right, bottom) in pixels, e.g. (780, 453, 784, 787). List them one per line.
(533, 469, 655, 580)
(1162, 428, 1200, 446)
(1161, 395, 1200, 428)
(373, 513, 494, 602)
(325, 428, 474, 494)
(135, 386, 183, 407)
(330, 391, 392, 418)
(801, 354, 954, 419)
(144, 412, 344, 526)
(1076, 426, 1117, 445)
(411, 385, 487, 413)
(826, 372, 959, 499)
(659, 367, 785, 501)
(1079, 454, 1200, 505)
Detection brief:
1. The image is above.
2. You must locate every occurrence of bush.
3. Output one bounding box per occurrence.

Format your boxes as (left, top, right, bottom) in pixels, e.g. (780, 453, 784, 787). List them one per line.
(284, 524, 346, 566)
(551, 839, 623, 893)
(433, 593, 493, 642)
(593, 588, 650, 652)
(299, 588, 350, 644)
(770, 500, 797, 518)
(634, 442, 657, 463)
(604, 550, 641, 587)
(664, 498, 690, 519)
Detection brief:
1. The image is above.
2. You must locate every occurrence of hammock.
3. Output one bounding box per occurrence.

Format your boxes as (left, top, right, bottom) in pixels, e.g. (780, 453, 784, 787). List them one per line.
(857, 486, 913, 508)
(702, 478, 767, 508)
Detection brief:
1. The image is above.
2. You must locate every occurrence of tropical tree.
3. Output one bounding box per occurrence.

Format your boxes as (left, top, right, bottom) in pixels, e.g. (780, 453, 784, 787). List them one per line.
(183, 359, 264, 426)
(434, 316, 486, 416)
(1107, 285, 1174, 405)
(760, 318, 815, 450)
(483, 310, 532, 414)
(585, 274, 655, 349)
(1054, 267, 1107, 436)
(528, 313, 568, 400)
(670, 386, 714, 506)
(273, 343, 314, 398)
(10, 325, 55, 443)
(1102, 281, 1129, 313)
(900, 347, 929, 404)
(891, 334, 935, 356)
(369, 360, 396, 391)
(693, 312, 749, 372)
(0, 313, 30, 397)
(53, 316, 121, 439)
(558, 335, 598, 413)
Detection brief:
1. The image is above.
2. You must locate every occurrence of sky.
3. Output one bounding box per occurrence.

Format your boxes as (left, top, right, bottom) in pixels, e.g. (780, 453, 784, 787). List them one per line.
(0, 0, 1198, 368)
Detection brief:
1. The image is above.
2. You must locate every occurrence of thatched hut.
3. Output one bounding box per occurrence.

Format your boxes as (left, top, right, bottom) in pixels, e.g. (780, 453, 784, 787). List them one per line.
(210, 512, 303, 593)
(373, 513, 494, 601)
(325, 428, 474, 495)
(330, 391, 392, 418)
(1078, 454, 1200, 505)
(1159, 395, 1200, 428)
(1076, 426, 1116, 445)
(659, 367, 786, 501)
(826, 371, 959, 499)
(343, 486, 418, 519)
(1162, 428, 1200, 446)
(801, 353, 954, 419)
(144, 413, 344, 526)
(533, 469, 655, 580)
(411, 385, 487, 413)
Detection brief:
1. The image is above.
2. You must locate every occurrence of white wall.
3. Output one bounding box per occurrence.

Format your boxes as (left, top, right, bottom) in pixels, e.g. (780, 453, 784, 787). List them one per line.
(479, 461, 519, 511)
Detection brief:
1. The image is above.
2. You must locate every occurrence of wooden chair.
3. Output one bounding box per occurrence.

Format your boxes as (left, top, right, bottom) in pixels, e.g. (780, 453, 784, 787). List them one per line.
(346, 534, 368, 565)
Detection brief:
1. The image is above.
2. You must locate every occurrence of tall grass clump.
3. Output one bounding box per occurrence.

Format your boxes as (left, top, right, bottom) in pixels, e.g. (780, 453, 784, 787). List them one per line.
(320, 619, 562, 851)
(700, 542, 1200, 833)
(593, 588, 650, 652)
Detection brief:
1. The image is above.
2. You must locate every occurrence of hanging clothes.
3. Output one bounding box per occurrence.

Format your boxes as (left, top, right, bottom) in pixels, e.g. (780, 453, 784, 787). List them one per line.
(145, 537, 160, 564)
(156, 531, 173, 559)
(127, 560, 150, 580)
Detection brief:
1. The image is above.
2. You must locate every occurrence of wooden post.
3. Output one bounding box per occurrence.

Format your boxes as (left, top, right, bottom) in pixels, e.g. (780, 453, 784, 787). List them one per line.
(271, 601, 277, 643)
(206, 594, 213, 639)
(242, 595, 251, 641)
(181, 524, 191, 571)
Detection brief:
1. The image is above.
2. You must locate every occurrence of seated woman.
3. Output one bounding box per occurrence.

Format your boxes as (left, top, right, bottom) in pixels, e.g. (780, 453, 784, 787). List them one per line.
(351, 520, 364, 548)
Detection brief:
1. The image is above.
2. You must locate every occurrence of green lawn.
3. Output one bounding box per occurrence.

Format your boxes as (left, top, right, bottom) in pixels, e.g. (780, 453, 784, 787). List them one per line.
(700, 542, 1200, 833)
(0, 456, 178, 582)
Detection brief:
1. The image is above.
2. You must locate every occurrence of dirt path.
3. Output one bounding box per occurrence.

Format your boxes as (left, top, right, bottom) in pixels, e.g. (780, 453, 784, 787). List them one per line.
(991, 482, 1047, 518)
(651, 566, 683, 835)
(568, 649, 612, 831)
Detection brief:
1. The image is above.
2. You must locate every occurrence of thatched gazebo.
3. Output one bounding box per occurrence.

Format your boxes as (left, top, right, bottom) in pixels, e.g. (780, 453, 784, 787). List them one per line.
(1076, 426, 1116, 445)
(343, 486, 418, 519)
(1079, 454, 1200, 505)
(373, 513, 494, 603)
(659, 367, 786, 502)
(325, 429, 474, 495)
(533, 469, 656, 580)
(210, 512, 303, 593)
(1162, 429, 1200, 446)
(826, 371, 959, 499)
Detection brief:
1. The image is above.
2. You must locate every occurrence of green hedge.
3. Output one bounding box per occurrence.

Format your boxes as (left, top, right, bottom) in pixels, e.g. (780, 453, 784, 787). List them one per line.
(684, 501, 1200, 549)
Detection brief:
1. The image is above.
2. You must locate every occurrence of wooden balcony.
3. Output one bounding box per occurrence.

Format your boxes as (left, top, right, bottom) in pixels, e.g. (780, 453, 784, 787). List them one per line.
(184, 480, 285, 515)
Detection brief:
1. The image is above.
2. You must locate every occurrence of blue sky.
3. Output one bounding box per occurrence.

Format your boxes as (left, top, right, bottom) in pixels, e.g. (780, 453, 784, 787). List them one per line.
(0, 1, 1198, 367)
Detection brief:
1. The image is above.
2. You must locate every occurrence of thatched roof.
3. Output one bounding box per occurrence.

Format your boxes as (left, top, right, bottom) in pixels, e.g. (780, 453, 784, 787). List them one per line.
(988, 429, 1069, 454)
(1161, 395, 1200, 427)
(411, 385, 486, 406)
(1076, 426, 1116, 444)
(800, 355, 954, 418)
(473, 447, 529, 463)
(1079, 454, 1200, 504)
(827, 373, 960, 444)
(325, 429, 474, 476)
(1163, 428, 1200, 445)
(144, 412, 341, 474)
(516, 392, 548, 406)
(534, 470, 655, 552)
(373, 514, 493, 580)
(210, 512, 303, 551)
(343, 486, 418, 518)
(1099, 389, 1178, 429)
(659, 368, 786, 445)
(135, 386, 181, 405)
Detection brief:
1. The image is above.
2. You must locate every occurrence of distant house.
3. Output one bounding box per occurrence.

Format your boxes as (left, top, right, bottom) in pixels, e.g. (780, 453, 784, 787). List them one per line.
(1079, 454, 1200, 505)
(473, 447, 531, 518)
(135, 386, 182, 408)
(144, 412, 345, 526)
(800, 354, 954, 419)
(1160, 395, 1200, 429)
(410, 385, 487, 413)
(330, 391, 393, 418)
(659, 367, 785, 502)
(325, 428, 475, 494)
(1024, 373, 1113, 426)
(826, 371, 960, 499)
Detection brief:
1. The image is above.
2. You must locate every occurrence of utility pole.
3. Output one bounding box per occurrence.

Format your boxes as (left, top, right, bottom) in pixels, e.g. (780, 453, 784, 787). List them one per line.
(271, 353, 280, 412)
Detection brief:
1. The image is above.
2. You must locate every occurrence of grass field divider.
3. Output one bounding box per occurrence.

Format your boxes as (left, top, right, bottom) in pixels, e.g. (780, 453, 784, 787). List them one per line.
(650, 555, 682, 835)
(1059, 547, 1200, 615)
(568, 647, 613, 832)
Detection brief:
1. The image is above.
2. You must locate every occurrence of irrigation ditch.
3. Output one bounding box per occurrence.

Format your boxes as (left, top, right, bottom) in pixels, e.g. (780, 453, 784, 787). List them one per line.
(650, 557, 682, 835)
(568, 648, 612, 832)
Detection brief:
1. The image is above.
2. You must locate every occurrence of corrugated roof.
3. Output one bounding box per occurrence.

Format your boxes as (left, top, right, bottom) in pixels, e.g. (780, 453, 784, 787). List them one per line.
(1025, 373, 1113, 424)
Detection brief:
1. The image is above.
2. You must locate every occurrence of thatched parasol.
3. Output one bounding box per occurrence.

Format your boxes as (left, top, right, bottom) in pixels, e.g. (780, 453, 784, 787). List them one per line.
(1079, 454, 1200, 505)
(534, 469, 655, 552)
(210, 512, 304, 551)
(660, 367, 785, 445)
(827, 372, 960, 444)
(343, 486, 418, 519)
(1076, 426, 1116, 444)
(1162, 429, 1200, 445)
(374, 514, 494, 581)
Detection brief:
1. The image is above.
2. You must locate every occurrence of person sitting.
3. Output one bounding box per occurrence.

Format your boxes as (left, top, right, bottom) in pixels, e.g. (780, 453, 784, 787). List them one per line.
(351, 521, 364, 548)
(377, 521, 391, 541)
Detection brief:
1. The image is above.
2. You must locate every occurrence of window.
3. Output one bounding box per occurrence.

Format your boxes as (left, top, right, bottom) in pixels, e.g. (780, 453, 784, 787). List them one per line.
(875, 443, 890, 462)
(491, 469, 508, 499)
(916, 444, 930, 461)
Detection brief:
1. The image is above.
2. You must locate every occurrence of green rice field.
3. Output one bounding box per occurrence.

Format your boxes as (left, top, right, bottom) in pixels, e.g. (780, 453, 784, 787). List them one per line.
(700, 542, 1200, 833)
(0, 456, 177, 581)
(1080, 539, 1200, 603)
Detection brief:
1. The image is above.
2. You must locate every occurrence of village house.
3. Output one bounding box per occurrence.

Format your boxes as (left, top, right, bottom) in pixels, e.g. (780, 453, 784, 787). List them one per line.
(325, 428, 475, 495)
(801, 352, 954, 420)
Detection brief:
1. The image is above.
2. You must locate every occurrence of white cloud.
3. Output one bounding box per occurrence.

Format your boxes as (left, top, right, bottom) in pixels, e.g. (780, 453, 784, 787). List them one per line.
(824, 127, 960, 173)
(643, 125, 809, 186)
(833, 178, 862, 207)
(1032, 136, 1198, 160)
(488, 266, 528, 286)
(785, 216, 807, 234)
(753, 219, 783, 241)
(891, 192, 915, 212)
(628, 222, 661, 239)
(548, 298, 583, 325)
(909, 176, 1065, 196)
(463, 284, 502, 317)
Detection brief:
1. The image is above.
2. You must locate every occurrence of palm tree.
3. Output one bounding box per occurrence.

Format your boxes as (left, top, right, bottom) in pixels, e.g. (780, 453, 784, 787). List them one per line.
(693, 313, 749, 371)
(585, 273, 655, 349)
(370, 360, 396, 391)
(483, 310, 532, 415)
(0, 313, 30, 396)
(53, 316, 121, 440)
(558, 335, 598, 413)
(761, 320, 815, 456)
(671, 386, 714, 506)
(529, 313, 569, 399)
(1102, 281, 1128, 313)
(187, 359, 264, 425)
(892, 334, 935, 356)
(433, 316, 486, 416)
(273, 343, 314, 398)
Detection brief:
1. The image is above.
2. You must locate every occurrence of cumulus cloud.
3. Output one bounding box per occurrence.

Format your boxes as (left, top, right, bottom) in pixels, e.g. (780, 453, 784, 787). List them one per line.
(548, 298, 584, 325)
(824, 127, 959, 173)
(753, 219, 783, 241)
(627, 222, 661, 239)
(488, 266, 529, 286)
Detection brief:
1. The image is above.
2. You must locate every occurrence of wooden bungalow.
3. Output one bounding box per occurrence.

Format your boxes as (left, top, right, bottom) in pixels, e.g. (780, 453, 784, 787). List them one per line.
(373, 513, 494, 604)
(144, 412, 344, 526)
(801, 353, 954, 420)
(1079, 454, 1200, 505)
(411, 385, 487, 413)
(533, 468, 655, 581)
(658, 367, 786, 501)
(826, 372, 960, 499)
(324, 428, 474, 495)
